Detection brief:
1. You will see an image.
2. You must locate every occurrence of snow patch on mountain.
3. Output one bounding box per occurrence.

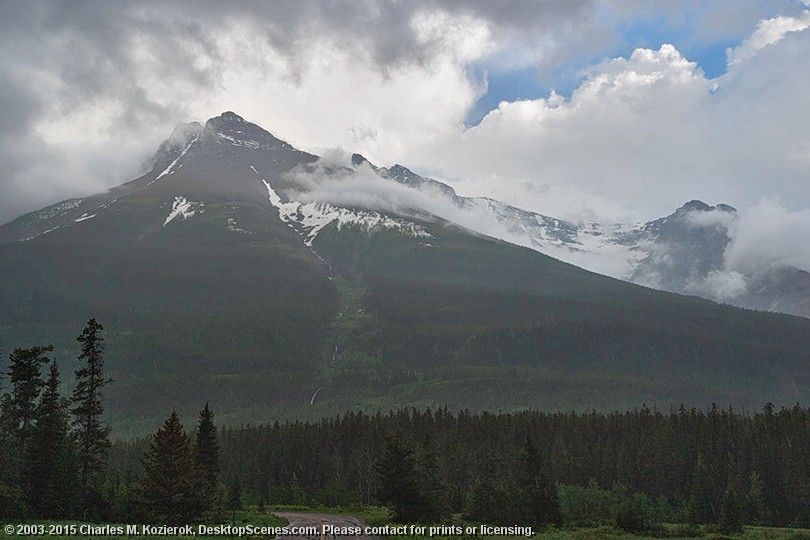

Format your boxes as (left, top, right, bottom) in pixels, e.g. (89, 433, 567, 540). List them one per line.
(74, 213, 97, 223)
(34, 199, 84, 221)
(163, 196, 204, 227)
(226, 218, 252, 235)
(454, 198, 654, 277)
(217, 132, 262, 150)
(255, 166, 432, 247)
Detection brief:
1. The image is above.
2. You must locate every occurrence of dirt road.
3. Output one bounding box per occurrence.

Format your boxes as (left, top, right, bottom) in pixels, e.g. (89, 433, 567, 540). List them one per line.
(274, 512, 383, 540)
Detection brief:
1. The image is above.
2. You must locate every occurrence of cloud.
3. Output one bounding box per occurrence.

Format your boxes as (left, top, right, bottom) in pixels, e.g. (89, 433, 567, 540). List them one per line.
(412, 43, 716, 221)
(0, 0, 602, 224)
(280, 155, 571, 257)
(668, 197, 810, 303)
(683, 208, 737, 229)
(725, 198, 810, 276)
(1, 0, 809, 238)
(683, 269, 748, 301)
(411, 12, 810, 223)
(726, 11, 810, 64)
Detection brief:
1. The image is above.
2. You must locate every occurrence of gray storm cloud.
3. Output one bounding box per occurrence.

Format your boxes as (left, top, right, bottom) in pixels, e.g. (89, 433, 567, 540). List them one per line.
(1, 0, 808, 242)
(0, 0, 598, 224)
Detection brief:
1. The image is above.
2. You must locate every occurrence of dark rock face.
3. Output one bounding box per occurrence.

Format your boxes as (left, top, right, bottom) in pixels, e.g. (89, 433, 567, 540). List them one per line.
(631, 201, 738, 292)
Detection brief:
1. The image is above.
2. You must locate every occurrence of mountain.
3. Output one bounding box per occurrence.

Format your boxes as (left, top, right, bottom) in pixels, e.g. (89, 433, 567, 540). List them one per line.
(621, 201, 810, 317)
(338, 160, 810, 319)
(1, 111, 809, 435)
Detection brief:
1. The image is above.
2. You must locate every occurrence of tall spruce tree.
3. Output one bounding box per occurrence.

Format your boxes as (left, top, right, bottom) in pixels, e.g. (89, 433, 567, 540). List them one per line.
(414, 435, 449, 523)
(3, 344, 52, 505)
(0, 346, 53, 519)
(4, 346, 52, 448)
(375, 432, 422, 523)
(194, 403, 220, 496)
(139, 411, 202, 524)
(466, 453, 523, 525)
(744, 471, 765, 525)
(228, 477, 242, 526)
(25, 362, 78, 518)
(519, 436, 562, 527)
(687, 454, 715, 524)
(71, 318, 111, 506)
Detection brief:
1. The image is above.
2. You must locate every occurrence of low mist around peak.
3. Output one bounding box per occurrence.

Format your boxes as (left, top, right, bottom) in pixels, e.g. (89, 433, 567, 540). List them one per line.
(277, 151, 810, 316)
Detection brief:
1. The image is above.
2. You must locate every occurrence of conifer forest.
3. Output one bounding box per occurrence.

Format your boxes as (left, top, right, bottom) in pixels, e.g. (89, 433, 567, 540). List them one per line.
(2, 322, 810, 536)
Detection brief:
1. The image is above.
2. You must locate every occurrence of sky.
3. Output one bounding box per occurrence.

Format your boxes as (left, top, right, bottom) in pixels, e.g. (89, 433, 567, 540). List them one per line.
(1, 0, 810, 227)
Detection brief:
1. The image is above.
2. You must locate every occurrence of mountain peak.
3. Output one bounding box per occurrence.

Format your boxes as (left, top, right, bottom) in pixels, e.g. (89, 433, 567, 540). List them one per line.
(351, 153, 370, 167)
(216, 111, 246, 124)
(675, 200, 737, 215)
(678, 200, 712, 212)
(195, 111, 294, 154)
(716, 203, 737, 213)
(202, 111, 253, 132)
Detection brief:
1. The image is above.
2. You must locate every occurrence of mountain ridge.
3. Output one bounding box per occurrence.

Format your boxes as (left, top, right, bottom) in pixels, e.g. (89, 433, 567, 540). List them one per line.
(2, 111, 807, 318)
(1, 111, 809, 435)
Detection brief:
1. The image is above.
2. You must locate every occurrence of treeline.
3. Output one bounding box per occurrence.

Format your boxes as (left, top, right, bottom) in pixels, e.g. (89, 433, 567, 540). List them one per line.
(193, 405, 808, 528)
(107, 403, 810, 528)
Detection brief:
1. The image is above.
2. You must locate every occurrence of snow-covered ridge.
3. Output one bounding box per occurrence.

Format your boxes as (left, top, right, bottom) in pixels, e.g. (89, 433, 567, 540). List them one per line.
(263, 180, 432, 246)
(447, 196, 650, 277)
(252, 166, 432, 247)
(163, 196, 204, 227)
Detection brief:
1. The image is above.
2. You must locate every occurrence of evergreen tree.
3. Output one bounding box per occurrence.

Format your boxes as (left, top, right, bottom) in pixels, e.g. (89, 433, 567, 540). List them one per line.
(71, 319, 111, 508)
(288, 472, 306, 505)
(0, 429, 19, 517)
(519, 436, 562, 527)
(4, 346, 52, 447)
(0, 342, 21, 517)
(25, 362, 78, 518)
(228, 477, 242, 526)
(194, 402, 220, 500)
(466, 453, 523, 525)
(375, 432, 422, 523)
(0, 345, 52, 504)
(99, 470, 139, 523)
(687, 454, 715, 524)
(744, 471, 765, 525)
(139, 411, 202, 525)
(414, 435, 449, 523)
(718, 485, 742, 533)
